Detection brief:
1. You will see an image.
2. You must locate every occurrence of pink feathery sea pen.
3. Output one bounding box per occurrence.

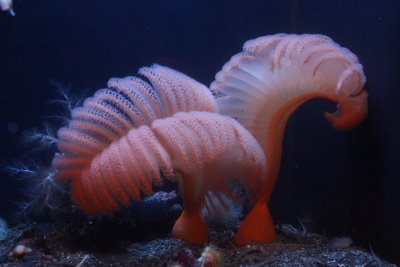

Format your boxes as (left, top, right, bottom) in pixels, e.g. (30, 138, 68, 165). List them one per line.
(212, 33, 368, 245)
(52, 64, 266, 244)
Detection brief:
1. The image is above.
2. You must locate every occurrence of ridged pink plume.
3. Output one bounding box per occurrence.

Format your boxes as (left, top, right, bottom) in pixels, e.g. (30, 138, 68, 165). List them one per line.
(51, 64, 267, 244)
(152, 111, 266, 244)
(52, 64, 217, 213)
(211, 33, 368, 245)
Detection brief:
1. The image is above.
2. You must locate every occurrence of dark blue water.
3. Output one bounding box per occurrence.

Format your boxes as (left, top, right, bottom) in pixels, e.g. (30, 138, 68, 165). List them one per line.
(0, 0, 399, 262)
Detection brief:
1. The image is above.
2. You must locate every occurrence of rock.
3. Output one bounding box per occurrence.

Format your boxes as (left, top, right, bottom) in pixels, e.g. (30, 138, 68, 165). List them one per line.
(0, 217, 8, 241)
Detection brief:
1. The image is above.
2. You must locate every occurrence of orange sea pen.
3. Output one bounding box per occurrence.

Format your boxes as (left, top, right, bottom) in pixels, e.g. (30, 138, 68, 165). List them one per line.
(211, 33, 368, 245)
(52, 64, 266, 244)
(153, 111, 266, 244)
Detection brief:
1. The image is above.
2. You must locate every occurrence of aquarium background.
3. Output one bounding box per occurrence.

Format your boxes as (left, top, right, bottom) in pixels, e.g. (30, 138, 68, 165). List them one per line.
(0, 0, 399, 263)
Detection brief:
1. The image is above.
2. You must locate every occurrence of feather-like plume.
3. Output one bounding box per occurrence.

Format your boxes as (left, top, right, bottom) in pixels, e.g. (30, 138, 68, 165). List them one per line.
(211, 33, 368, 245)
(52, 65, 266, 244)
(152, 111, 265, 244)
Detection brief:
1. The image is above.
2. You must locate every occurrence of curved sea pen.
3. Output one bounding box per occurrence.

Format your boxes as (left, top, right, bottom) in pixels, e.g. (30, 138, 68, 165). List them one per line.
(52, 65, 266, 244)
(152, 111, 266, 244)
(211, 33, 368, 245)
